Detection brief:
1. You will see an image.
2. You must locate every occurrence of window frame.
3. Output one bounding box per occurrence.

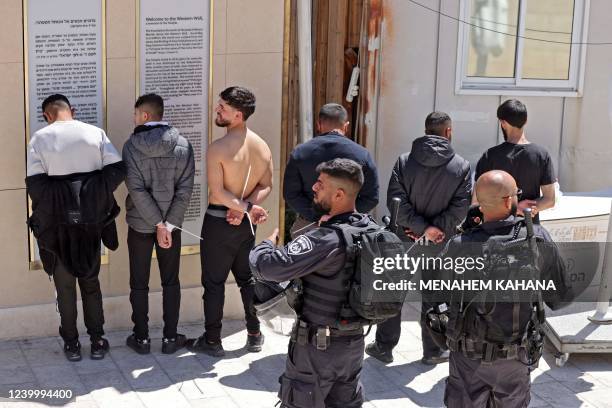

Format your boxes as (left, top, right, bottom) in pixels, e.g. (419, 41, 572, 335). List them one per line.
(455, 0, 590, 97)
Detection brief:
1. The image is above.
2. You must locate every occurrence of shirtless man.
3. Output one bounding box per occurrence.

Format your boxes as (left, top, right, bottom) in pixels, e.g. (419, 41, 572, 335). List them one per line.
(188, 86, 273, 357)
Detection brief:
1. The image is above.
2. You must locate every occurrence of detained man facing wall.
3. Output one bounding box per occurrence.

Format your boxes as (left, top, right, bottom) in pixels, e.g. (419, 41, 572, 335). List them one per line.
(26, 94, 126, 362)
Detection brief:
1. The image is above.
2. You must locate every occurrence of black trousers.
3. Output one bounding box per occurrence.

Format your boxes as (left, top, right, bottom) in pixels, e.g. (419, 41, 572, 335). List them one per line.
(128, 227, 182, 340)
(375, 301, 442, 358)
(52, 256, 104, 343)
(279, 336, 365, 408)
(200, 209, 259, 343)
(445, 352, 531, 408)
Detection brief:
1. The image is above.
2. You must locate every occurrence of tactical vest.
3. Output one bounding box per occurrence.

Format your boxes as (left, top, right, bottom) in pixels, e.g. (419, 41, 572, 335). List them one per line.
(297, 216, 398, 329)
(299, 265, 352, 328)
(445, 217, 546, 365)
(298, 218, 377, 329)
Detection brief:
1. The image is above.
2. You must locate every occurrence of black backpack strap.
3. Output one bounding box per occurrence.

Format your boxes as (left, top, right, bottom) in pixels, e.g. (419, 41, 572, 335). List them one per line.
(328, 222, 379, 245)
(328, 221, 382, 326)
(512, 302, 521, 340)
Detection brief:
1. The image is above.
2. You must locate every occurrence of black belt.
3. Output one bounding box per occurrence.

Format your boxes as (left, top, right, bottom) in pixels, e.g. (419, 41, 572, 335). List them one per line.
(448, 338, 525, 363)
(290, 320, 363, 350)
(206, 204, 229, 218)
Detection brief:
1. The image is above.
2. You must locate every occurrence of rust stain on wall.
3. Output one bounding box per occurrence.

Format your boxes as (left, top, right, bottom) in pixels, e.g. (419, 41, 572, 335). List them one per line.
(379, 1, 394, 93)
(363, 1, 382, 115)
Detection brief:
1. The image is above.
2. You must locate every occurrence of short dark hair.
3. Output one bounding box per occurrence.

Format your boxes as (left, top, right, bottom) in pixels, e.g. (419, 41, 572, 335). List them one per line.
(497, 99, 527, 129)
(425, 111, 452, 136)
(318, 103, 348, 126)
(41, 94, 71, 113)
(220, 86, 256, 121)
(135, 93, 164, 119)
(316, 158, 364, 196)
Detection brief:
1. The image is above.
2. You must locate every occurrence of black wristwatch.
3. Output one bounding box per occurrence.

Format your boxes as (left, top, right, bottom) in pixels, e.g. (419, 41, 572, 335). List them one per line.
(245, 201, 254, 213)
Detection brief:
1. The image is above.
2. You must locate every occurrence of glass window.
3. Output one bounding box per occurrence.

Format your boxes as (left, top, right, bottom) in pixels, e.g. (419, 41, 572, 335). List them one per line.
(458, 0, 587, 94)
(522, 0, 574, 80)
(467, 0, 519, 78)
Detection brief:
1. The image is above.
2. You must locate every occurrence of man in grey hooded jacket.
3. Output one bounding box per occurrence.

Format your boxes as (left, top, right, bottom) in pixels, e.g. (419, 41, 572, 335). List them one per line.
(123, 93, 195, 354)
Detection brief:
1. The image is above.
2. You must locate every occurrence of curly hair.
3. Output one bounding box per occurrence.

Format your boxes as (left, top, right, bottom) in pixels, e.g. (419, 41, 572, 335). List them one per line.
(220, 86, 256, 121)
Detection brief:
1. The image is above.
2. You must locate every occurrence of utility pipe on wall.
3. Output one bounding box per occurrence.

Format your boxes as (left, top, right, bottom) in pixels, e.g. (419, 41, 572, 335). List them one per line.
(297, 0, 313, 143)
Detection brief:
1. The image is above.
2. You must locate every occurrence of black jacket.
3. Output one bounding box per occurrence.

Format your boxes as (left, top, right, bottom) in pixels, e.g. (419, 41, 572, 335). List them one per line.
(388, 135, 471, 238)
(283, 132, 379, 222)
(26, 161, 126, 278)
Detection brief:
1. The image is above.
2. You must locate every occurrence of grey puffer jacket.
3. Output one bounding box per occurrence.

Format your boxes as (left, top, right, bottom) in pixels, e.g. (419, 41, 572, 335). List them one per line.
(123, 124, 195, 233)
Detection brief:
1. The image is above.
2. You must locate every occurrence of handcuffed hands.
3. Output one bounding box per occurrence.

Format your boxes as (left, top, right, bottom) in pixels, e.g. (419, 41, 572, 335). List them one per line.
(249, 204, 268, 225)
(156, 223, 172, 249)
(226, 208, 244, 225)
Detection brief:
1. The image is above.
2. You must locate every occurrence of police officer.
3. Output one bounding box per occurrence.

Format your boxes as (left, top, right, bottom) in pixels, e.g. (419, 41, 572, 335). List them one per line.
(250, 158, 370, 408)
(441, 170, 572, 408)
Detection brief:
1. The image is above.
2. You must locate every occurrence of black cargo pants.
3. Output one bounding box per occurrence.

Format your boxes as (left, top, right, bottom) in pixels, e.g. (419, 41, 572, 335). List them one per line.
(444, 351, 531, 408)
(278, 335, 365, 408)
(375, 301, 443, 358)
(375, 239, 444, 357)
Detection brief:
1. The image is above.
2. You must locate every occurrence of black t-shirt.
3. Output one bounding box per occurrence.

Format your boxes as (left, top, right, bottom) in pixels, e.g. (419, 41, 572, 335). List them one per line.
(475, 142, 556, 222)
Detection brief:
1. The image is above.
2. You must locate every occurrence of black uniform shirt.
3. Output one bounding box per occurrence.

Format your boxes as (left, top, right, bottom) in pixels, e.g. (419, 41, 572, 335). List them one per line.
(475, 142, 556, 223)
(249, 212, 370, 282)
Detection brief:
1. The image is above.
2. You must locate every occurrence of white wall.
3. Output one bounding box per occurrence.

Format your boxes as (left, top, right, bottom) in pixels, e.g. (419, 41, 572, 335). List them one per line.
(0, 0, 286, 339)
(373, 0, 612, 216)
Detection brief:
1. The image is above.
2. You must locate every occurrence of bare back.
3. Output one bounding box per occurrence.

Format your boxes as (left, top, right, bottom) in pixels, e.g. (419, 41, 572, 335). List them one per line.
(208, 128, 273, 206)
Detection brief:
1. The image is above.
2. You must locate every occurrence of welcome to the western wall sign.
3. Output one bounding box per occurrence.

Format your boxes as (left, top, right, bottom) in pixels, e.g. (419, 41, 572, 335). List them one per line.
(138, 0, 212, 252)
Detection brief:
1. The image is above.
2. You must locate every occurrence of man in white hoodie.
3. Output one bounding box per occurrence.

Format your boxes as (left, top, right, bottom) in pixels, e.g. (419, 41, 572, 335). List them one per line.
(27, 94, 124, 362)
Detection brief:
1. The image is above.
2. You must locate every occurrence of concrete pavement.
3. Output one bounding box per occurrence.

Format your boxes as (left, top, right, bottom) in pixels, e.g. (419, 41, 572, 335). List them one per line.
(0, 303, 611, 407)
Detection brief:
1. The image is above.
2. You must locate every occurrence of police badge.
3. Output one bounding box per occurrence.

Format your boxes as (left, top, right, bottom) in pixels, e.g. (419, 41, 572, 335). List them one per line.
(287, 235, 313, 255)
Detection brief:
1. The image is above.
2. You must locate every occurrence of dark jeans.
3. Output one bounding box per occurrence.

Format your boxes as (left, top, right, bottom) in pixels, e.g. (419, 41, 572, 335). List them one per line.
(201, 209, 259, 343)
(128, 227, 182, 340)
(375, 302, 443, 358)
(53, 256, 104, 343)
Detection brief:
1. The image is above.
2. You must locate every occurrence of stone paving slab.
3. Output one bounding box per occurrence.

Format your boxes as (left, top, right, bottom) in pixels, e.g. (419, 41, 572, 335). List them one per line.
(0, 304, 611, 407)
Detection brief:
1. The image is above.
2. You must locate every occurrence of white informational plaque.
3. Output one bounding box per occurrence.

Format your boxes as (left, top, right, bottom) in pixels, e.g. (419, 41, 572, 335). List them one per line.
(25, 0, 106, 266)
(139, 0, 212, 248)
(26, 0, 105, 134)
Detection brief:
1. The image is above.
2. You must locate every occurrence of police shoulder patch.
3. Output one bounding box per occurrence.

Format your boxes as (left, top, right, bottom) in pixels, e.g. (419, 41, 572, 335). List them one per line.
(287, 235, 313, 255)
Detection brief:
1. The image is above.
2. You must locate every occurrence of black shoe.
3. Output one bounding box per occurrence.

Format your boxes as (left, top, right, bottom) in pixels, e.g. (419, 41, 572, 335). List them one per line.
(246, 332, 265, 353)
(186, 336, 225, 357)
(421, 350, 450, 365)
(162, 333, 187, 354)
(126, 334, 151, 355)
(63, 341, 82, 362)
(365, 341, 394, 364)
(90, 338, 109, 360)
